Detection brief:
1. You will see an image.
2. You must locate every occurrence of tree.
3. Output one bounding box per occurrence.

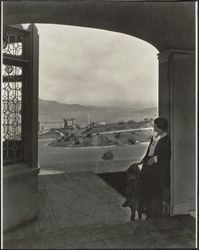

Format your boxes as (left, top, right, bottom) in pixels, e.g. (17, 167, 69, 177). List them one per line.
(118, 121, 125, 124)
(127, 120, 136, 124)
(115, 132, 121, 139)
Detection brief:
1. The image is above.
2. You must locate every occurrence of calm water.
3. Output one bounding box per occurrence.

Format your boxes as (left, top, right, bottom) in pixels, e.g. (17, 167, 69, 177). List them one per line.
(39, 111, 157, 124)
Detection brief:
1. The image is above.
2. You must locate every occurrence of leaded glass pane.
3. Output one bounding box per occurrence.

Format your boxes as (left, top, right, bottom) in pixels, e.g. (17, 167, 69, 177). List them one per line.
(3, 32, 23, 56)
(3, 65, 23, 164)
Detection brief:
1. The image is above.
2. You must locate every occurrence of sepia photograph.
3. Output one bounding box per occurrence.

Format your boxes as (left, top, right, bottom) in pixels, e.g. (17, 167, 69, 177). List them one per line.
(1, 0, 197, 248)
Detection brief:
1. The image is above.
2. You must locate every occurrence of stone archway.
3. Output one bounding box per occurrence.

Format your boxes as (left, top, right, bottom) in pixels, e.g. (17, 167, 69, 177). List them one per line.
(4, 1, 195, 51)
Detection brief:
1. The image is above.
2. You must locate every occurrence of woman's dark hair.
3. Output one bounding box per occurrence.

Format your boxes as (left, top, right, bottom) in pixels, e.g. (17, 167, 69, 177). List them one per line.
(127, 163, 140, 175)
(154, 117, 168, 131)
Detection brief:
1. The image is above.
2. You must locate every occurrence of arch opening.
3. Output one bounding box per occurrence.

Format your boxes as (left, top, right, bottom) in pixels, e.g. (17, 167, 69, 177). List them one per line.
(33, 23, 170, 225)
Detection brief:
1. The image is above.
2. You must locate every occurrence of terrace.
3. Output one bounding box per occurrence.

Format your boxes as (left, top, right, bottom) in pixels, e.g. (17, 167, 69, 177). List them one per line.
(4, 170, 195, 248)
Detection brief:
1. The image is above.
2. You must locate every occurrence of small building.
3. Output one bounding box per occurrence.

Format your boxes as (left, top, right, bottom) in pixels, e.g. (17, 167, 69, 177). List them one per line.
(63, 118, 76, 129)
(89, 122, 96, 129)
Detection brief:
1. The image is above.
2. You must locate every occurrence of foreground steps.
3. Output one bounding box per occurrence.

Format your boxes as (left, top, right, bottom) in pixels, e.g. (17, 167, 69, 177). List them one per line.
(4, 215, 195, 249)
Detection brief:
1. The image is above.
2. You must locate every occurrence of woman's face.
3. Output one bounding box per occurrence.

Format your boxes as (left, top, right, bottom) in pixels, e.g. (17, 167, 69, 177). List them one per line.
(153, 123, 163, 134)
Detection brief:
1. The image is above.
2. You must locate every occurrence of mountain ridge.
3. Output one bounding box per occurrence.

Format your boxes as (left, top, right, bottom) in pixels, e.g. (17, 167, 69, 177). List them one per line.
(39, 98, 157, 123)
(39, 98, 157, 112)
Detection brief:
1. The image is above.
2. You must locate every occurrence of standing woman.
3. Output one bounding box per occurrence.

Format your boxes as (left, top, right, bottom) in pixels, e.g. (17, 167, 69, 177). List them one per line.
(139, 117, 171, 219)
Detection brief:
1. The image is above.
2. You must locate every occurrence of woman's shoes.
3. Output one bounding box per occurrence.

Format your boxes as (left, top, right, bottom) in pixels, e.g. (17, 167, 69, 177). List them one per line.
(145, 215, 150, 220)
(130, 216, 136, 221)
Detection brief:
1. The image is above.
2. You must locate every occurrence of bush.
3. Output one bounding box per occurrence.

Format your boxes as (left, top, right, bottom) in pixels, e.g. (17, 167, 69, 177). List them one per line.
(128, 138, 136, 145)
(86, 133, 91, 138)
(102, 151, 114, 160)
(115, 132, 121, 139)
(118, 121, 125, 124)
(127, 120, 136, 124)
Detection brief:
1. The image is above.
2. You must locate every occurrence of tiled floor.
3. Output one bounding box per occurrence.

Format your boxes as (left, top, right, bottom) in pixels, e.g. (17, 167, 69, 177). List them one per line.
(4, 171, 196, 249)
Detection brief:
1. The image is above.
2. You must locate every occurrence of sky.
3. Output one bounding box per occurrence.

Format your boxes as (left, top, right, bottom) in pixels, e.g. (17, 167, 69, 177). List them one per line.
(37, 24, 158, 109)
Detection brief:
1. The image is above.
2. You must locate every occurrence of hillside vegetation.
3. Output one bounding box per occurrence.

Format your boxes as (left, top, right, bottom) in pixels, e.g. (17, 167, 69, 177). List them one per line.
(41, 120, 153, 148)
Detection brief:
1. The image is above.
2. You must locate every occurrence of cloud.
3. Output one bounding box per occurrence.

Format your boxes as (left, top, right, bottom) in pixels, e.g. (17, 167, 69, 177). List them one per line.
(37, 24, 158, 108)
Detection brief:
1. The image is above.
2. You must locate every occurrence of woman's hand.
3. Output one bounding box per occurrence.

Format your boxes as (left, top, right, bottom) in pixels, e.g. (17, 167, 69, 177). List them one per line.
(138, 159, 144, 165)
(147, 158, 155, 166)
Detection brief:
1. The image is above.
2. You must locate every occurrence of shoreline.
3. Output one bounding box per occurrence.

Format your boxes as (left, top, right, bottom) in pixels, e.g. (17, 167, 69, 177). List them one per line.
(39, 139, 149, 149)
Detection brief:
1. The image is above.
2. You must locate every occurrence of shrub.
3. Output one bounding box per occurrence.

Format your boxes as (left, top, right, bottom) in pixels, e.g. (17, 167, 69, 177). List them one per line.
(118, 121, 125, 124)
(86, 133, 91, 138)
(128, 138, 136, 145)
(115, 132, 121, 139)
(127, 120, 136, 124)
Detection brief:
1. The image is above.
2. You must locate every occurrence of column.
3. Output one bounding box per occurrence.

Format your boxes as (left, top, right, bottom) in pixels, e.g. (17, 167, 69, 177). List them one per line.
(158, 49, 196, 214)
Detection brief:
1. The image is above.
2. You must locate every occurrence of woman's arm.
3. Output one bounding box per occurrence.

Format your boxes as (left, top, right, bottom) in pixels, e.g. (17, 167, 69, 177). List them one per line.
(154, 137, 171, 168)
(147, 136, 171, 166)
(139, 138, 153, 164)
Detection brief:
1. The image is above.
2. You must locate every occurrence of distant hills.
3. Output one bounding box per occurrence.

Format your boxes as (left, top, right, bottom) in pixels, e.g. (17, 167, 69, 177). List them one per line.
(135, 107, 159, 116)
(39, 99, 157, 124)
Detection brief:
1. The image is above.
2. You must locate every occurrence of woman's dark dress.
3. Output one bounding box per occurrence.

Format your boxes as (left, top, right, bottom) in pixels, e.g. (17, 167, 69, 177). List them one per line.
(139, 135, 171, 218)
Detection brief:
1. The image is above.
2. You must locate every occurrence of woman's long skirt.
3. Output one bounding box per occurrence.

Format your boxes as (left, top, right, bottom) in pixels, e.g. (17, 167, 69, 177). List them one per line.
(139, 157, 164, 218)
